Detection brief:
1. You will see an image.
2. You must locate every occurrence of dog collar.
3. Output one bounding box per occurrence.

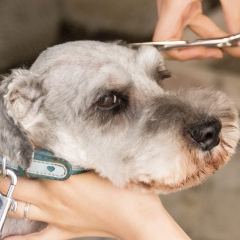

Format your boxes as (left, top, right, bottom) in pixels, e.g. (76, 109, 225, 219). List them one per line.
(0, 150, 87, 181)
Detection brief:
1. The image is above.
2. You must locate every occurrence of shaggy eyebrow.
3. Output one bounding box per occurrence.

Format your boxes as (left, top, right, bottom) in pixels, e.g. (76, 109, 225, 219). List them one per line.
(94, 82, 134, 100)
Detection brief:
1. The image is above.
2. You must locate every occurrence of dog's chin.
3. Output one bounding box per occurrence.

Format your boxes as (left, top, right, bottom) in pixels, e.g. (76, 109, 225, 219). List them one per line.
(127, 166, 216, 195)
(127, 134, 238, 195)
(127, 164, 218, 195)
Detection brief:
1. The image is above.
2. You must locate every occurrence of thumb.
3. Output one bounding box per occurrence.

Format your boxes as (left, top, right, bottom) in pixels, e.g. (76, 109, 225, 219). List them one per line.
(153, 1, 185, 41)
(153, 0, 201, 41)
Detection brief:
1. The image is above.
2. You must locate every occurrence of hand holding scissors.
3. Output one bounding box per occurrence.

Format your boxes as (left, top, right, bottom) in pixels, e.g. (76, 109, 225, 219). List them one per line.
(152, 0, 240, 60)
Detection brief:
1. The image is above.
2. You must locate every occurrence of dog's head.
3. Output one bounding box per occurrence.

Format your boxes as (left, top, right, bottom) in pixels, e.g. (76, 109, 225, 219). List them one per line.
(1, 41, 239, 194)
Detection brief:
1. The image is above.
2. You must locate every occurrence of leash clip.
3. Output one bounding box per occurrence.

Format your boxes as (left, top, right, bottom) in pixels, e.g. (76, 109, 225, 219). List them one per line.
(0, 169, 18, 238)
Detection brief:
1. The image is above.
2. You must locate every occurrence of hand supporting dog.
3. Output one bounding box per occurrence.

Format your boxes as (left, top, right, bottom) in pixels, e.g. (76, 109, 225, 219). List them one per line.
(0, 41, 239, 238)
(0, 172, 191, 240)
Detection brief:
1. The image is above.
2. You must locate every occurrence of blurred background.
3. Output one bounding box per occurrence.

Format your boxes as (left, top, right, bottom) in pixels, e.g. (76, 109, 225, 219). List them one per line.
(0, 1, 239, 239)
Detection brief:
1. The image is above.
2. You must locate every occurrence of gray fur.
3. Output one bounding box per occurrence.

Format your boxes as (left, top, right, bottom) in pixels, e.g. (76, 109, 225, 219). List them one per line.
(3, 218, 47, 237)
(0, 41, 239, 237)
(0, 78, 33, 169)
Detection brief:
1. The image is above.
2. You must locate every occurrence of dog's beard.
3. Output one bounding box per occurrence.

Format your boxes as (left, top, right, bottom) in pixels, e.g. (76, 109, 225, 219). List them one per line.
(123, 89, 239, 194)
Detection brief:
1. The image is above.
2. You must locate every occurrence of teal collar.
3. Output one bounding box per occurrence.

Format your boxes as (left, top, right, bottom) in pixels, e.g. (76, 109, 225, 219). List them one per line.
(0, 150, 87, 181)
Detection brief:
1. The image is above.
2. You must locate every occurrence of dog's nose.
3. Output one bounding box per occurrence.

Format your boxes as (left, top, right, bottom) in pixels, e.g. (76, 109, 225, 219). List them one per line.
(189, 118, 222, 151)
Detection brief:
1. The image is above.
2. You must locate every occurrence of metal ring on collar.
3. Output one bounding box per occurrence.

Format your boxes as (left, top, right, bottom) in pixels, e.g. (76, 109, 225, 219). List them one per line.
(24, 203, 30, 221)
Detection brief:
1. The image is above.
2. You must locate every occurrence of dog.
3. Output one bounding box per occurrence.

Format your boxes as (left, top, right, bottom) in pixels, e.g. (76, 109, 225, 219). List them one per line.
(0, 41, 239, 237)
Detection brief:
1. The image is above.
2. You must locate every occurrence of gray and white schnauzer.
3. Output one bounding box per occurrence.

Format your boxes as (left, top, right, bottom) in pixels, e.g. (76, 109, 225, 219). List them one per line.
(0, 41, 239, 237)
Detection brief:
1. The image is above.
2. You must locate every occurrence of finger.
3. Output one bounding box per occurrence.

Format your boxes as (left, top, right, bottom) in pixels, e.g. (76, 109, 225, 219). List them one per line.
(189, 13, 240, 57)
(163, 47, 223, 61)
(0, 177, 42, 204)
(153, 9, 184, 41)
(8, 200, 45, 222)
(190, 13, 229, 38)
(220, 0, 240, 33)
(153, 0, 202, 41)
(3, 226, 71, 240)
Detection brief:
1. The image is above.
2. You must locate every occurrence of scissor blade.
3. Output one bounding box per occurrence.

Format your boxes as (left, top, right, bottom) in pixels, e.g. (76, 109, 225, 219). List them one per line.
(129, 33, 240, 50)
(128, 41, 187, 50)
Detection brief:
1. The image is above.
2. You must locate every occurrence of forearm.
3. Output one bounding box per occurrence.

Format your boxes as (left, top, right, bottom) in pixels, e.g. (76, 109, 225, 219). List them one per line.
(122, 200, 191, 240)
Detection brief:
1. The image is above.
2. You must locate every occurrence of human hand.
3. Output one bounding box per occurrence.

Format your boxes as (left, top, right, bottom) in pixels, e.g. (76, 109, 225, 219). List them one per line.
(1, 172, 190, 240)
(153, 0, 240, 60)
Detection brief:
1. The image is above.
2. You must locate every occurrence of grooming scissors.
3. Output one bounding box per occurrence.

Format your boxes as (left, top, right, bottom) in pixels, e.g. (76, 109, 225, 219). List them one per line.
(129, 33, 240, 50)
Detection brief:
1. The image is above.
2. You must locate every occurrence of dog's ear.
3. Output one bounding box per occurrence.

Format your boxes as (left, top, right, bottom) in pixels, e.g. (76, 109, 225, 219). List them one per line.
(0, 69, 45, 169)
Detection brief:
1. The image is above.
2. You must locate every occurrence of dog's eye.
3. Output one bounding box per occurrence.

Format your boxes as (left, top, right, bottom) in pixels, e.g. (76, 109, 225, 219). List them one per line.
(96, 94, 118, 110)
(155, 67, 171, 86)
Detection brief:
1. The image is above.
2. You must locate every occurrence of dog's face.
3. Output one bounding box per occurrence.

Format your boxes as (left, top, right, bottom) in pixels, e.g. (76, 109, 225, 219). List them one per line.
(1, 41, 239, 194)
